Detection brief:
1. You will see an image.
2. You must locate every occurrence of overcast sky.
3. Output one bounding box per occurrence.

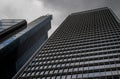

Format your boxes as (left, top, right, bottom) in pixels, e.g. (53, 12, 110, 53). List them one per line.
(0, 0, 120, 36)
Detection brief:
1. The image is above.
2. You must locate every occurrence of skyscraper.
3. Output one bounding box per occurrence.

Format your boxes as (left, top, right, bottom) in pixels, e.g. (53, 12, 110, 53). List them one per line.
(0, 15, 52, 79)
(13, 7, 120, 79)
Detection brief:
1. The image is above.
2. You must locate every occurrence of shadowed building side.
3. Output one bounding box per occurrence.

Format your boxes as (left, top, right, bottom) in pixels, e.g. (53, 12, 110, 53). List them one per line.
(16, 15, 52, 71)
(0, 15, 52, 79)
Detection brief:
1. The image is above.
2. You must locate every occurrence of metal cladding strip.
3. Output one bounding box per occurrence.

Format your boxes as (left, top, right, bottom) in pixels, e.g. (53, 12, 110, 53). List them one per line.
(0, 19, 27, 42)
(13, 7, 120, 79)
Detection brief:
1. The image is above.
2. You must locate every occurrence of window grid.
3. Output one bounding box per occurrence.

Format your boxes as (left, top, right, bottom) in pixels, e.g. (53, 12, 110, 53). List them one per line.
(14, 8, 120, 79)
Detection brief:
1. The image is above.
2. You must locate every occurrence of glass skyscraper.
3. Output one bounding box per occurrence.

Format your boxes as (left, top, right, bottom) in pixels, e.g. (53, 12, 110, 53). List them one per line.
(13, 7, 120, 79)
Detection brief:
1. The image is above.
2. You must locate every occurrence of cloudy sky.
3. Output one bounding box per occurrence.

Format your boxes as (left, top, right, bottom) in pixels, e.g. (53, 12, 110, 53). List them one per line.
(0, 0, 120, 36)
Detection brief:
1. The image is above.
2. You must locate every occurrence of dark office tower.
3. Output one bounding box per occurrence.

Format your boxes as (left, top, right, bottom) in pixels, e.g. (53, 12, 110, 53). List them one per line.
(13, 7, 120, 79)
(0, 15, 52, 79)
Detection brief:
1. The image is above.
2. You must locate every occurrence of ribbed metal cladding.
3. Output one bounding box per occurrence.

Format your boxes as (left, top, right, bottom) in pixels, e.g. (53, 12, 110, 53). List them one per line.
(0, 19, 27, 42)
(13, 7, 120, 79)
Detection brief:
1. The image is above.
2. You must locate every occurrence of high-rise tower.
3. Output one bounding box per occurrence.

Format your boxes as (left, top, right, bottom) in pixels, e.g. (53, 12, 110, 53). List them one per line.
(13, 7, 120, 79)
(0, 15, 52, 79)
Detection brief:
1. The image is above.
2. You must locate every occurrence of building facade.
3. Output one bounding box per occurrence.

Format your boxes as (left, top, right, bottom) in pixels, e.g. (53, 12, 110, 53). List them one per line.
(0, 15, 52, 79)
(13, 8, 120, 79)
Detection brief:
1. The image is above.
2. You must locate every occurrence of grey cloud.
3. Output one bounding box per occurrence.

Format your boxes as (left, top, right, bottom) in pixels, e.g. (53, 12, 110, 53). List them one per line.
(0, 0, 58, 22)
(41, 0, 107, 12)
(0, 0, 120, 36)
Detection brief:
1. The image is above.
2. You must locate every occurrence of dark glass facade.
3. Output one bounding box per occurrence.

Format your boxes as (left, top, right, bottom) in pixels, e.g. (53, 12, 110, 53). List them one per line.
(13, 7, 120, 79)
(0, 15, 52, 79)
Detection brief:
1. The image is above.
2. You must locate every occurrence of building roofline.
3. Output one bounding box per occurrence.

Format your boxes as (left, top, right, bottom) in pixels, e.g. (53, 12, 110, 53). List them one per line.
(70, 7, 120, 24)
(108, 8, 120, 23)
(70, 7, 109, 16)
